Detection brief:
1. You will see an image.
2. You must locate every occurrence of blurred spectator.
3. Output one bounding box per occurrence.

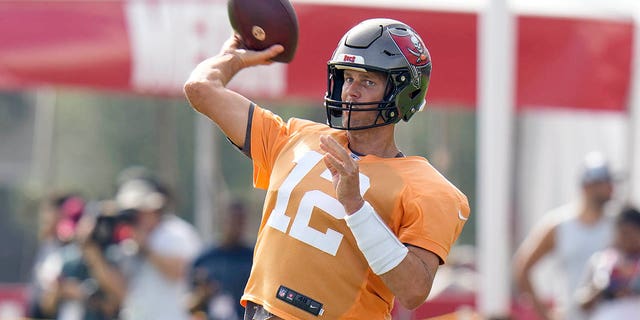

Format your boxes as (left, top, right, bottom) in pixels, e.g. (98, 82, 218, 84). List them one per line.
(82, 171, 202, 320)
(40, 197, 122, 320)
(25, 192, 83, 319)
(514, 152, 616, 320)
(576, 206, 640, 319)
(187, 201, 253, 320)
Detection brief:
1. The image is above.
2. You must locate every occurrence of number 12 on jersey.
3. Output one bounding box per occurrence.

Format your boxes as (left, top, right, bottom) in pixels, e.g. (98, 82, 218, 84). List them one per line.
(266, 150, 370, 256)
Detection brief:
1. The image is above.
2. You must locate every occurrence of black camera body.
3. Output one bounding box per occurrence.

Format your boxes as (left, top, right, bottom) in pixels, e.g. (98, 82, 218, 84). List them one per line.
(90, 209, 138, 248)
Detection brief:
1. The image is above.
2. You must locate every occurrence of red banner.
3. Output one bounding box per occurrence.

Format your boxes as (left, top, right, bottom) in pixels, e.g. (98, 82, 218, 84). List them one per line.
(517, 15, 632, 111)
(0, 1, 131, 91)
(0, 1, 632, 111)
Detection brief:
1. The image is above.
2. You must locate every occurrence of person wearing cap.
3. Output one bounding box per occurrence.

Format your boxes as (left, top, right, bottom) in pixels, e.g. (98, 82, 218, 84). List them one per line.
(575, 206, 640, 320)
(81, 176, 202, 320)
(514, 152, 617, 320)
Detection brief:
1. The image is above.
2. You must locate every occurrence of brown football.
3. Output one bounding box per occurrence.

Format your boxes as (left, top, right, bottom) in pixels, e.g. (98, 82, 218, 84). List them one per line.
(227, 0, 299, 63)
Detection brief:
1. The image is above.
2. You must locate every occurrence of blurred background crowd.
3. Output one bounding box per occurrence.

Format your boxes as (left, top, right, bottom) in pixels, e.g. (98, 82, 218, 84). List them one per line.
(2, 0, 640, 319)
(21, 167, 253, 320)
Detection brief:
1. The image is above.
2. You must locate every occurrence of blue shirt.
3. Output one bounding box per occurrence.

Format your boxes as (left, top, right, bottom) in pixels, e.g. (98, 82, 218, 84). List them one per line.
(190, 244, 253, 319)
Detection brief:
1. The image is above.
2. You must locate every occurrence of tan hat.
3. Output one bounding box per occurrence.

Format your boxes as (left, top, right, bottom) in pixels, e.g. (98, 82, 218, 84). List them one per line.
(115, 179, 165, 212)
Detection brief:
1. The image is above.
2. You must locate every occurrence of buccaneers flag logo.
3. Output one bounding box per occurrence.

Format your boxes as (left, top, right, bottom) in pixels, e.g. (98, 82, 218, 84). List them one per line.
(389, 28, 430, 67)
(389, 28, 430, 88)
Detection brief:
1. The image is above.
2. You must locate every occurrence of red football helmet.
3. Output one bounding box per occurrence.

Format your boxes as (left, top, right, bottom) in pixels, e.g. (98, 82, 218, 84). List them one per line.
(324, 18, 432, 130)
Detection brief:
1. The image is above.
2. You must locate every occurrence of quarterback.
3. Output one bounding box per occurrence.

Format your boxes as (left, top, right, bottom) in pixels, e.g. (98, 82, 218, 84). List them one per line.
(184, 19, 469, 319)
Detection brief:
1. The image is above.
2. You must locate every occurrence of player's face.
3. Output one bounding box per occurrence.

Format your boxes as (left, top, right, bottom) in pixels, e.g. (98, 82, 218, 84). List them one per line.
(341, 69, 387, 128)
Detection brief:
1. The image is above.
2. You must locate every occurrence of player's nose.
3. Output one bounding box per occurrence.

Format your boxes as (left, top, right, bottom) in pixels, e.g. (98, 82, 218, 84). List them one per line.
(342, 82, 361, 101)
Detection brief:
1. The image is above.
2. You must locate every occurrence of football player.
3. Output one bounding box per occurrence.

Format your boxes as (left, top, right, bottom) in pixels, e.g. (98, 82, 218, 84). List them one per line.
(185, 18, 469, 319)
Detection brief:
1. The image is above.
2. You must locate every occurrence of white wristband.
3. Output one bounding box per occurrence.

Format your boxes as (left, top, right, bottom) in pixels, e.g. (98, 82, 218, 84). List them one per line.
(344, 201, 408, 275)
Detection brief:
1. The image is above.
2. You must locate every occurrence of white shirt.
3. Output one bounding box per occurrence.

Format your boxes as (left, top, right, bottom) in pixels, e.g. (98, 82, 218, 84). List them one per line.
(590, 296, 640, 320)
(121, 214, 202, 320)
(553, 203, 614, 320)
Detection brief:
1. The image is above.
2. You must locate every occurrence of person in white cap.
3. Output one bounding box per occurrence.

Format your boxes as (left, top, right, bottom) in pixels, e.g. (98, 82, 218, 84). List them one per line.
(82, 174, 202, 320)
(514, 151, 617, 320)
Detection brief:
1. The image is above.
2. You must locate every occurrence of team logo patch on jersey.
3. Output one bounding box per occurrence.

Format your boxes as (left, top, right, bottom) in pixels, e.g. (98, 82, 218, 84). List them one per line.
(276, 285, 324, 316)
(278, 287, 288, 298)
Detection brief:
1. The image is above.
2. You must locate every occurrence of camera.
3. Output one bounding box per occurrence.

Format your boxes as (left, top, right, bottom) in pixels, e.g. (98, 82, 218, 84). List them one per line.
(87, 175, 168, 249)
(90, 208, 138, 249)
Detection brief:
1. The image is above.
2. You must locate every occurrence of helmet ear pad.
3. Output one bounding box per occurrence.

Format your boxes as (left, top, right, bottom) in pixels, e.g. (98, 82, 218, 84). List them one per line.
(379, 74, 401, 123)
(395, 67, 430, 122)
(382, 107, 398, 122)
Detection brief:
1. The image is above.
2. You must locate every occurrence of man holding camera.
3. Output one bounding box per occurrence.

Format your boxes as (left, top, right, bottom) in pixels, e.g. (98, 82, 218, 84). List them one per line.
(82, 175, 202, 320)
(35, 193, 121, 320)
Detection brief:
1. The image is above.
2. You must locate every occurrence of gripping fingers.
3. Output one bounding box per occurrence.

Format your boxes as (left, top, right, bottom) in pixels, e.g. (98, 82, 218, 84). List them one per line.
(242, 44, 285, 66)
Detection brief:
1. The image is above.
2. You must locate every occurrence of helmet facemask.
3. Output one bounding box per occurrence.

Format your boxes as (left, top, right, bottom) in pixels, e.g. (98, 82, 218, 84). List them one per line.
(324, 67, 410, 130)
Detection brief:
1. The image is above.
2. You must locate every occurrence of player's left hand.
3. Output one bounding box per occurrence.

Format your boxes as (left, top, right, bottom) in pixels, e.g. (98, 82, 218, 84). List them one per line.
(319, 135, 364, 214)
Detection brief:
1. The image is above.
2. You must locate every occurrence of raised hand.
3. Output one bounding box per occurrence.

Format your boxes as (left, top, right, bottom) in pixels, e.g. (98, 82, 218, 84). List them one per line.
(319, 135, 364, 214)
(220, 34, 284, 68)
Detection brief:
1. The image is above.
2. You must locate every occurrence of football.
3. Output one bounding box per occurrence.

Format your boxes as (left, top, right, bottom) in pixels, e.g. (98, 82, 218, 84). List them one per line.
(227, 0, 299, 63)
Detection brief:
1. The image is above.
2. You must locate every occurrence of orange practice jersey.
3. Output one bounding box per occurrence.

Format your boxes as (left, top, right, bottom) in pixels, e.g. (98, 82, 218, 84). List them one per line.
(240, 105, 469, 319)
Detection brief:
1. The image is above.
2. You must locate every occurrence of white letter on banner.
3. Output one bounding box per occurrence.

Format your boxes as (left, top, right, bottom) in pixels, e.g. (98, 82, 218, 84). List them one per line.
(125, 0, 285, 96)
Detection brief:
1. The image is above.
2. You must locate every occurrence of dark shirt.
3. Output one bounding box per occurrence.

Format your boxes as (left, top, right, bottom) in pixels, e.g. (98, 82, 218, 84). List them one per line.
(190, 244, 253, 319)
(58, 244, 121, 320)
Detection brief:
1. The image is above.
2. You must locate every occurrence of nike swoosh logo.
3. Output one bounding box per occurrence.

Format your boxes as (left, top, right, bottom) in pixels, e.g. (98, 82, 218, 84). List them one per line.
(458, 209, 468, 221)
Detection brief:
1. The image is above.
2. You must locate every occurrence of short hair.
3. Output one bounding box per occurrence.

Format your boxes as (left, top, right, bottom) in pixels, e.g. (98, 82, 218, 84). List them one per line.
(616, 206, 640, 229)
